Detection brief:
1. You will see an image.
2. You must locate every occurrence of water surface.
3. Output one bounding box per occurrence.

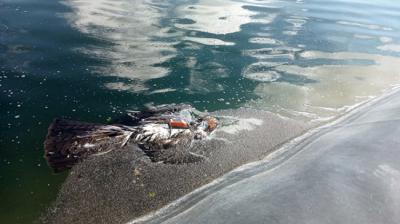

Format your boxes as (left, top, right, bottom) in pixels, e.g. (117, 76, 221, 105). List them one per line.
(1, 0, 400, 222)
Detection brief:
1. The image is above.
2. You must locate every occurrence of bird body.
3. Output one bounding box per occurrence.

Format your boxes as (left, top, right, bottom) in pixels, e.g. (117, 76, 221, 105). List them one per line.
(44, 104, 218, 172)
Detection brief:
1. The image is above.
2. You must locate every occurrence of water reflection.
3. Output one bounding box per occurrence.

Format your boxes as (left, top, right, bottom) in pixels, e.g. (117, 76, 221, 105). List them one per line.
(62, 0, 179, 91)
(239, 0, 400, 122)
(61, 0, 400, 121)
(378, 44, 400, 53)
(3, 0, 400, 222)
(248, 51, 400, 122)
(183, 37, 235, 46)
(175, 0, 262, 35)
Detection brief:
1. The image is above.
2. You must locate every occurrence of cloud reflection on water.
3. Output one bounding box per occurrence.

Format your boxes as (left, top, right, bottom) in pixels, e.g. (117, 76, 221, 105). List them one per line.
(61, 0, 272, 93)
(243, 0, 400, 122)
(175, 0, 268, 35)
(62, 0, 400, 122)
(62, 0, 179, 91)
(248, 52, 400, 122)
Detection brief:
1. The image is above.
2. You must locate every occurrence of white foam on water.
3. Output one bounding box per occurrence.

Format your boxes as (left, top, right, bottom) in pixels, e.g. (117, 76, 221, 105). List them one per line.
(217, 117, 264, 134)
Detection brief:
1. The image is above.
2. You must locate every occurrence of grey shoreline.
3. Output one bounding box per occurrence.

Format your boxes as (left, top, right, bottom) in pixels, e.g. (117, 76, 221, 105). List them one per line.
(41, 108, 311, 224)
(142, 88, 400, 224)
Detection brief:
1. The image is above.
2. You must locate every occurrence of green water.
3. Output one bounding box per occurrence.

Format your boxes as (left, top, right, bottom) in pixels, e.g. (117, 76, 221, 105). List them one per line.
(1, 0, 400, 222)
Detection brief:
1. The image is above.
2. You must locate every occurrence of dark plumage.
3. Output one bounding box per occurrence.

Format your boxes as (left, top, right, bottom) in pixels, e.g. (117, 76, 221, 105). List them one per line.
(44, 104, 218, 172)
(44, 119, 134, 172)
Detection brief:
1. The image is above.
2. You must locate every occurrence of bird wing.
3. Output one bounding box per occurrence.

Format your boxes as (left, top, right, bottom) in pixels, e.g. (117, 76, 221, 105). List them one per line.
(44, 119, 134, 172)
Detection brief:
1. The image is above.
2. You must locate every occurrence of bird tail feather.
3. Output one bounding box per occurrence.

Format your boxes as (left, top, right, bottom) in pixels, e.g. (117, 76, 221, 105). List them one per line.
(44, 119, 133, 172)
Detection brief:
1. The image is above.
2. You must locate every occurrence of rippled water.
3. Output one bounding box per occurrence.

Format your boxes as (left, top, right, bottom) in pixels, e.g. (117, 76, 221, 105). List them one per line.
(1, 0, 400, 222)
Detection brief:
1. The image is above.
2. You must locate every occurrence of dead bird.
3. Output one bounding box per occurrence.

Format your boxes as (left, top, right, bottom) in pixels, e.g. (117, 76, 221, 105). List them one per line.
(44, 104, 218, 172)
